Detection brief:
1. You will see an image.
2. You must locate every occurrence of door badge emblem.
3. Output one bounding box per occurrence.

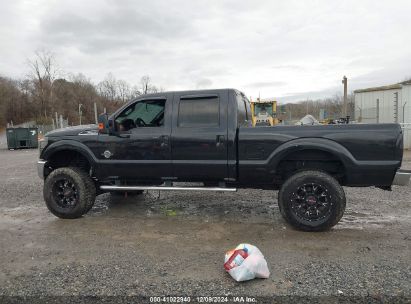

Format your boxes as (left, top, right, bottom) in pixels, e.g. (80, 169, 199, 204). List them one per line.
(103, 150, 113, 159)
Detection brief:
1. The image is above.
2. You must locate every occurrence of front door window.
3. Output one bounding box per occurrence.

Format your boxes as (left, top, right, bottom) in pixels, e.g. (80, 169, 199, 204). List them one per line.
(115, 99, 166, 132)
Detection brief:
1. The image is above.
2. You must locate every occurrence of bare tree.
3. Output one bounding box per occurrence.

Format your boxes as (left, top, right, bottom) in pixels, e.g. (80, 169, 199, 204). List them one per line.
(130, 85, 142, 98)
(98, 72, 118, 101)
(27, 50, 59, 121)
(140, 75, 151, 94)
(117, 79, 131, 103)
(140, 75, 160, 94)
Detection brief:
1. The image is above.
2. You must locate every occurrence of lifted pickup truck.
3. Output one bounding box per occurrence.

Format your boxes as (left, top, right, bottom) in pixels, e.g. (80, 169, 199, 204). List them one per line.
(38, 89, 410, 231)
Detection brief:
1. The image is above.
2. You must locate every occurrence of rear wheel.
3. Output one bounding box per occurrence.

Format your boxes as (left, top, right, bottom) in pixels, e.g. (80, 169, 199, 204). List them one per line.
(278, 170, 346, 231)
(43, 167, 96, 219)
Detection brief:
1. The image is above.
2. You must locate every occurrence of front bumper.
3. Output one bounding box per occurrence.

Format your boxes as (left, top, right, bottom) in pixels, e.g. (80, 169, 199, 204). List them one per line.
(37, 160, 46, 179)
(392, 169, 411, 186)
(255, 122, 271, 126)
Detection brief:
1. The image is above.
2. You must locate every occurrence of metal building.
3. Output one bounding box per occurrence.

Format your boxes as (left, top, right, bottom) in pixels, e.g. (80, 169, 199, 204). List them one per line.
(354, 80, 411, 149)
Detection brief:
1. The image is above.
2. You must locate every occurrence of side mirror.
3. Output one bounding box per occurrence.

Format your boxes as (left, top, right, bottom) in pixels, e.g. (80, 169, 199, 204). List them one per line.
(98, 113, 114, 134)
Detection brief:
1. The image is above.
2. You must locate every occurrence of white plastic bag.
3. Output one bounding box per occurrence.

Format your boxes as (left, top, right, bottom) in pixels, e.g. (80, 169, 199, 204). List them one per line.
(224, 243, 270, 282)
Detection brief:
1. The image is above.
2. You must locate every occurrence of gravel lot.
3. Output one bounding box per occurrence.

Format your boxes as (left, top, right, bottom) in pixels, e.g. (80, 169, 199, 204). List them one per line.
(0, 136, 410, 303)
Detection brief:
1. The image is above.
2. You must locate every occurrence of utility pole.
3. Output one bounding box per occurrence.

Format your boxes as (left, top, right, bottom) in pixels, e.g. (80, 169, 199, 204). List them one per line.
(342, 76, 348, 117)
(357, 106, 362, 123)
(79, 104, 83, 125)
(376, 99, 380, 123)
(94, 102, 98, 124)
(55, 112, 58, 129)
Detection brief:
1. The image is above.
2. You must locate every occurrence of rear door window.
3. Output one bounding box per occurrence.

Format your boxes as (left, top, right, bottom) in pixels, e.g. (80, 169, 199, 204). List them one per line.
(178, 96, 219, 127)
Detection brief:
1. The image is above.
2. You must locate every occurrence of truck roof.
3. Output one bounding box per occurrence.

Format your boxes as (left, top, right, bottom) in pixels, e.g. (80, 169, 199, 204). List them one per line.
(135, 88, 238, 99)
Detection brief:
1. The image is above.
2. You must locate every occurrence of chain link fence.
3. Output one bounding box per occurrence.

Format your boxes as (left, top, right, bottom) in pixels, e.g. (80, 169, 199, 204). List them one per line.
(6, 119, 69, 137)
(400, 123, 411, 150)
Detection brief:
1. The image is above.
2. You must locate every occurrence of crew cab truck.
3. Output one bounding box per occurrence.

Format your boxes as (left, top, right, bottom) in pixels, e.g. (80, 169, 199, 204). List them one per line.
(37, 89, 411, 231)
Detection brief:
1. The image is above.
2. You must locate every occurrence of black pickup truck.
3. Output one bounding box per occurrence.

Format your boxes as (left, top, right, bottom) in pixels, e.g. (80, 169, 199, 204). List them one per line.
(37, 89, 410, 231)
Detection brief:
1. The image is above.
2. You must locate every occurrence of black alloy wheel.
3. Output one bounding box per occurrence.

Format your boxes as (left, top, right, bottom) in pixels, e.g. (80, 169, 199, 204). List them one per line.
(290, 182, 332, 222)
(278, 170, 346, 231)
(44, 167, 96, 219)
(52, 178, 79, 209)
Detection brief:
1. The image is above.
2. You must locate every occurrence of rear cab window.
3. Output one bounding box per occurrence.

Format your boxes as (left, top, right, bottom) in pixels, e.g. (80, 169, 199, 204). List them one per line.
(235, 90, 251, 127)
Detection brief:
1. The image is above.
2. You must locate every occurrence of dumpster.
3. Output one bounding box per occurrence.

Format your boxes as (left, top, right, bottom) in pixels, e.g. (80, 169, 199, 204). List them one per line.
(6, 128, 38, 150)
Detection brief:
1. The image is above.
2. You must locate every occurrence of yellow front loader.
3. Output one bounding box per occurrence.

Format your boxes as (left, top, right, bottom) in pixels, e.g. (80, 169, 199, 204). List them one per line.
(250, 99, 279, 127)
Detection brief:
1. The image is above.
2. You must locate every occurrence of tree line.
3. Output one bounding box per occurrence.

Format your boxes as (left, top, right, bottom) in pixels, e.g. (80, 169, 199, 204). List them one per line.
(278, 94, 355, 122)
(0, 50, 162, 127)
(1, 50, 355, 128)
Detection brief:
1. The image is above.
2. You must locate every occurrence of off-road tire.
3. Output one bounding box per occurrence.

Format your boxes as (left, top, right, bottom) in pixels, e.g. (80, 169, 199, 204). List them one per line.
(44, 167, 96, 219)
(278, 170, 346, 231)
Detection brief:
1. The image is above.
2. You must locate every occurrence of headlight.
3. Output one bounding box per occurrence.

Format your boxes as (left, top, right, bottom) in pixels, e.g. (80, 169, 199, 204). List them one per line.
(38, 137, 48, 156)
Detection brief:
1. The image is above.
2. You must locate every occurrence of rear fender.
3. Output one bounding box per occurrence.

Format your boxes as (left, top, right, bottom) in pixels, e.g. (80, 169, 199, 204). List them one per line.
(268, 138, 356, 170)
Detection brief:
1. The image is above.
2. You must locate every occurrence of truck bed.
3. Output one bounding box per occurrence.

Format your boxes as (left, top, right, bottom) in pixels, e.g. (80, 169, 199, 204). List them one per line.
(238, 123, 403, 187)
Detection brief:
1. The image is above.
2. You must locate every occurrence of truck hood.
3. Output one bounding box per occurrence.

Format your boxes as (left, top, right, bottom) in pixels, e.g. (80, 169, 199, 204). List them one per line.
(45, 124, 98, 137)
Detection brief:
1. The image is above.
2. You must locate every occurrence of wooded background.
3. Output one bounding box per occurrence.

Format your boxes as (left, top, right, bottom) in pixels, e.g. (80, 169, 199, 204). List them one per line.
(0, 50, 354, 127)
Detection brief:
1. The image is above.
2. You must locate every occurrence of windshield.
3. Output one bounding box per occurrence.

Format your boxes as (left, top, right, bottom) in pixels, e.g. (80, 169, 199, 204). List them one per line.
(255, 103, 273, 116)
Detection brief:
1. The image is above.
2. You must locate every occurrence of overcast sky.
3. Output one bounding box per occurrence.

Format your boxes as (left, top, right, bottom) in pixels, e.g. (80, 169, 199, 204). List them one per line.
(1, 0, 411, 102)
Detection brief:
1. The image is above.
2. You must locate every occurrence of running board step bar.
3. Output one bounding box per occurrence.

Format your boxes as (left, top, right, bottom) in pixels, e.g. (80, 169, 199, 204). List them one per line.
(392, 169, 411, 186)
(100, 185, 237, 192)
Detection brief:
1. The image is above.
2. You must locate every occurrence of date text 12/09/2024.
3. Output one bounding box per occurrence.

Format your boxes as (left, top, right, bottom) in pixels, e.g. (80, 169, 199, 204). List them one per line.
(150, 296, 257, 303)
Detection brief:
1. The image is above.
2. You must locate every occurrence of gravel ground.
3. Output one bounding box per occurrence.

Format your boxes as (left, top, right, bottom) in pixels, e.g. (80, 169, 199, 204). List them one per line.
(0, 137, 410, 303)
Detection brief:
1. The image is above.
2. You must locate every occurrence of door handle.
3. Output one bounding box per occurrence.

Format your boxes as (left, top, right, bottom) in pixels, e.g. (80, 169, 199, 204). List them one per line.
(216, 135, 225, 147)
(160, 135, 169, 148)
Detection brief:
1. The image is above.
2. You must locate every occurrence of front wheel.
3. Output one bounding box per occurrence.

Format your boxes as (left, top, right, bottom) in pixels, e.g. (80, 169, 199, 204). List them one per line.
(43, 167, 96, 219)
(278, 170, 346, 231)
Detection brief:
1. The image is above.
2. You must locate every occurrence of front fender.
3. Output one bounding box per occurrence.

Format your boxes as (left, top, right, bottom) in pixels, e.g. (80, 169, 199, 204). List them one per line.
(41, 139, 98, 165)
